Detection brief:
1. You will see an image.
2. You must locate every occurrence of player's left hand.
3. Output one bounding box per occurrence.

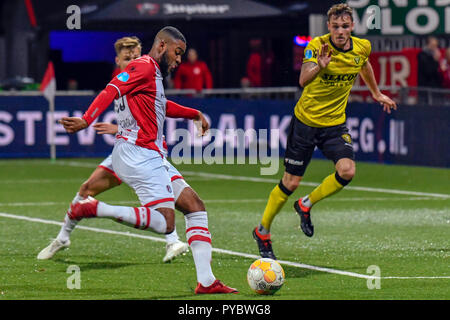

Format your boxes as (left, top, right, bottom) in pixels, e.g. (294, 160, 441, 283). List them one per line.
(59, 117, 88, 133)
(194, 111, 209, 136)
(373, 92, 397, 114)
(93, 122, 118, 135)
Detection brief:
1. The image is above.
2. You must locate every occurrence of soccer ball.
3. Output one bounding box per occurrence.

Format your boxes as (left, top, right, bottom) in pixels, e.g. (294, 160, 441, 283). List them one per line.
(247, 258, 285, 295)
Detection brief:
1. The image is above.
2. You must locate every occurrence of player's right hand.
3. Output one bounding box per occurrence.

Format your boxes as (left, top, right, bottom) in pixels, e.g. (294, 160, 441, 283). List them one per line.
(318, 43, 332, 69)
(194, 111, 210, 136)
(59, 117, 88, 133)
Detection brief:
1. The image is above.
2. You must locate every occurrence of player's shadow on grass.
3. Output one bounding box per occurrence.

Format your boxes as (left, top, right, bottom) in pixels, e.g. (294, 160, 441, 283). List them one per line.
(281, 264, 366, 278)
(282, 265, 325, 279)
(53, 258, 141, 271)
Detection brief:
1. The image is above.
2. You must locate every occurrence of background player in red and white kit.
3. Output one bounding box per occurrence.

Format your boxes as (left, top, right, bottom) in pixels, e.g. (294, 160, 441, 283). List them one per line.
(56, 27, 237, 294)
(38, 37, 191, 263)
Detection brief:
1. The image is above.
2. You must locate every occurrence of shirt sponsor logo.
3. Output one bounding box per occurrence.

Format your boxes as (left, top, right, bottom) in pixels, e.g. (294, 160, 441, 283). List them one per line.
(118, 117, 136, 129)
(163, 4, 230, 15)
(117, 72, 130, 82)
(321, 73, 358, 82)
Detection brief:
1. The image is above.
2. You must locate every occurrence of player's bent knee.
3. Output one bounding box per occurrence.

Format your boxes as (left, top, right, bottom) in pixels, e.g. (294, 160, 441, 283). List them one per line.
(282, 173, 302, 192)
(285, 180, 300, 191)
(154, 206, 175, 234)
(336, 159, 355, 181)
(338, 166, 355, 181)
(347, 168, 356, 180)
(188, 192, 206, 212)
(165, 216, 175, 234)
(188, 201, 206, 214)
(176, 187, 206, 214)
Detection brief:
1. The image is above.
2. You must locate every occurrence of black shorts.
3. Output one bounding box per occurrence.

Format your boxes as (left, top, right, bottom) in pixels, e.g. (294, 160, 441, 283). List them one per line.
(284, 116, 355, 176)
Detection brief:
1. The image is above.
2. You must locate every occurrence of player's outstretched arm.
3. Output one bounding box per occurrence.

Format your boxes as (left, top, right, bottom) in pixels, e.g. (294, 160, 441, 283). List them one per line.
(359, 61, 397, 114)
(166, 100, 209, 135)
(59, 86, 117, 134)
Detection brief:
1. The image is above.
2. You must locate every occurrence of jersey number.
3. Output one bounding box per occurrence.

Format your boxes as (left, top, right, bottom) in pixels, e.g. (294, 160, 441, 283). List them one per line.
(115, 98, 126, 113)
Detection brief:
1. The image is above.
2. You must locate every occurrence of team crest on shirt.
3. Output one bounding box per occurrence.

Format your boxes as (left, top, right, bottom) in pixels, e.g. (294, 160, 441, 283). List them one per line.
(117, 72, 130, 82)
(341, 134, 352, 144)
(354, 56, 361, 65)
(167, 185, 172, 193)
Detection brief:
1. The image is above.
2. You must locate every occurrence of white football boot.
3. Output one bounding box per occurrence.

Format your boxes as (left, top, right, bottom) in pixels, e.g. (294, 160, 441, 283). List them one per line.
(37, 239, 71, 260)
(163, 240, 189, 263)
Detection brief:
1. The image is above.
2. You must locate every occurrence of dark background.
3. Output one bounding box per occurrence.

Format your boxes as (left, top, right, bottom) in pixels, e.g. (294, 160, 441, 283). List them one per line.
(1, 0, 338, 90)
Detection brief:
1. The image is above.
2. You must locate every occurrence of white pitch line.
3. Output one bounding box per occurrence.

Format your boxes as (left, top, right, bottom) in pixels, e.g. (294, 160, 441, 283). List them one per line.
(51, 160, 99, 168)
(181, 171, 450, 199)
(1, 212, 449, 280)
(41, 160, 450, 199)
(381, 276, 450, 279)
(0, 197, 445, 208)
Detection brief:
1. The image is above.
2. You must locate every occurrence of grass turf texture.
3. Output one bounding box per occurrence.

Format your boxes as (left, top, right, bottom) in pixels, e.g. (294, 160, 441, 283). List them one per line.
(0, 158, 449, 300)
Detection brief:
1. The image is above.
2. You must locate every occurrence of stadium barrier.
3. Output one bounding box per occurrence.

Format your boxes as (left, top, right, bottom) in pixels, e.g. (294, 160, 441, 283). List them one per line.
(164, 86, 450, 106)
(0, 90, 448, 168)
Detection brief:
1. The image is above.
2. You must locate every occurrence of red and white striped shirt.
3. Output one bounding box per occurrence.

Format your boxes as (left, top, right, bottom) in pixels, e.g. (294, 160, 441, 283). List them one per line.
(82, 55, 200, 153)
(108, 55, 167, 152)
(83, 55, 166, 152)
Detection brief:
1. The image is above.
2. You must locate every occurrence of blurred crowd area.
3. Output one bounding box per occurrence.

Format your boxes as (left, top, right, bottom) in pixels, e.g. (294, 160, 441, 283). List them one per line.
(0, 0, 449, 105)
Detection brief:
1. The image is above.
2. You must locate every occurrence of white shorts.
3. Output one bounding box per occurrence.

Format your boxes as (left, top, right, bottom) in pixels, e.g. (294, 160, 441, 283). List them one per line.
(98, 152, 189, 200)
(111, 140, 174, 209)
(99, 154, 114, 171)
(98, 154, 122, 184)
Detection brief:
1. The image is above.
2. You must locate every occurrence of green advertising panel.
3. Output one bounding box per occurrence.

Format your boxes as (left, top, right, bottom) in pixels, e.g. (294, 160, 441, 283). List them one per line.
(348, 0, 449, 35)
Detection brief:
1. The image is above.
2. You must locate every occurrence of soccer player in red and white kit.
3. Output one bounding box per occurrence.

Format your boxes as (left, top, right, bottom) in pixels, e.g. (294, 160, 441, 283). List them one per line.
(37, 36, 190, 263)
(56, 27, 237, 294)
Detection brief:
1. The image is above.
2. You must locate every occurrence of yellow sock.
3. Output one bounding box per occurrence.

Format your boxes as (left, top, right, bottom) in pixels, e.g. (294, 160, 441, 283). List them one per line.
(260, 183, 292, 231)
(309, 172, 350, 205)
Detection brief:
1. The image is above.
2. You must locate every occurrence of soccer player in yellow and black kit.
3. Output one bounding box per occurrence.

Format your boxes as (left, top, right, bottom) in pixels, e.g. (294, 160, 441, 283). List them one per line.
(253, 3, 397, 259)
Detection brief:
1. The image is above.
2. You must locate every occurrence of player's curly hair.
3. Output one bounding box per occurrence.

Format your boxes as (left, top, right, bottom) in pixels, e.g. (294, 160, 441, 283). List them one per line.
(114, 36, 142, 55)
(327, 3, 353, 21)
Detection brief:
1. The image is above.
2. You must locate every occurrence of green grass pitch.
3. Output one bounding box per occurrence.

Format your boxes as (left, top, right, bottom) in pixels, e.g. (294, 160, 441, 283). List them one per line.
(0, 158, 449, 300)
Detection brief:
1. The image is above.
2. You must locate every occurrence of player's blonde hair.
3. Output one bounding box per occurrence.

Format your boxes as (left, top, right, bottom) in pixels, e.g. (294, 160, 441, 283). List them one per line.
(327, 3, 353, 22)
(114, 36, 142, 55)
